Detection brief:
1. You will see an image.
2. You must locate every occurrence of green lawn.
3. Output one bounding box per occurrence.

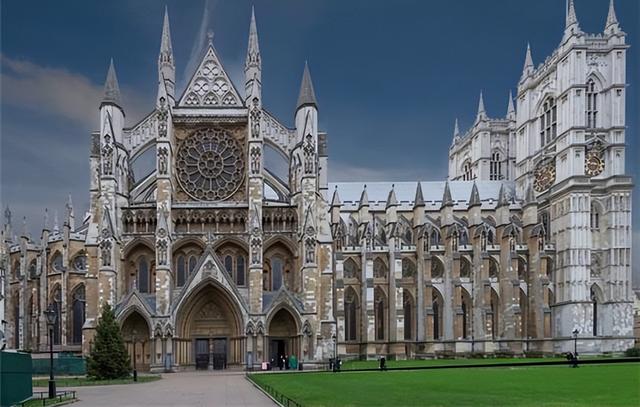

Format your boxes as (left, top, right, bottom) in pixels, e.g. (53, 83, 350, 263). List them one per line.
(250, 364, 640, 406)
(22, 394, 76, 407)
(32, 374, 161, 387)
(339, 357, 566, 370)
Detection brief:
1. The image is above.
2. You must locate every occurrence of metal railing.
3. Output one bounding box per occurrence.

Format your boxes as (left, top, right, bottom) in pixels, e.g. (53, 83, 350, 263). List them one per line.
(246, 374, 302, 407)
(21, 390, 77, 406)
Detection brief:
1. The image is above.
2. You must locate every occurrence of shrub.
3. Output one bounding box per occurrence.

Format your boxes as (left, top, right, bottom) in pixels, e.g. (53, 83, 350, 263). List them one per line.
(86, 304, 130, 379)
(623, 347, 640, 357)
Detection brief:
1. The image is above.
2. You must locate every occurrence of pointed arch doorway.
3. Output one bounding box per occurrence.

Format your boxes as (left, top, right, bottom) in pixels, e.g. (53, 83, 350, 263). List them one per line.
(267, 308, 300, 369)
(175, 283, 244, 370)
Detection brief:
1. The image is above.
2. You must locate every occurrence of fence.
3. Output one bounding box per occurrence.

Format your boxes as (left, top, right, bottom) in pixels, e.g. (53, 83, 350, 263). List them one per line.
(31, 353, 86, 376)
(246, 374, 303, 407)
(20, 390, 77, 407)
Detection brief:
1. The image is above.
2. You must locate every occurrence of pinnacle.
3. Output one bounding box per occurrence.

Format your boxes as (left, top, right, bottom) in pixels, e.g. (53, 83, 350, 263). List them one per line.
(102, 58, 121, 106)
(605, 0, 619, 30)
(296, 61, 317, 110)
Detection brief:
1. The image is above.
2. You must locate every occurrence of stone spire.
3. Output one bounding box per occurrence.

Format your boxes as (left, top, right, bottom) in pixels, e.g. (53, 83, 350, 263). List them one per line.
(3, 205, 11, 235)
(386, 185, 398, 209)
(43, 208, 50, 232)
(158, 5, 175, 103)
(297, 61, 317, 111)
(564, 0, 581, 39)
(66, 194, 75, 230)
(245, 6, 261, 72)
(468, 181, 481, 208)
(521, 43, 534, 80)
(53, 211, 59, 233)
(159, 6, 173, 64)
(605, 0, 620, 33)
(452, 118, 460, 144)
(414, 182, 425, 208)
(475, 91, 486, 123)
(331, 186, 341, 207)
(441, 181, 453, 208)
(102, 58, 122, 107)
(506, 90, 515, 120)
(358, 185, 369, 209)
(21, 216, 28, 239)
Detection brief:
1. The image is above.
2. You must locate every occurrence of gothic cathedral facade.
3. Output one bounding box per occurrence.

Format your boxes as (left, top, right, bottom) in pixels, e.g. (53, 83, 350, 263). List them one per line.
(1, 1, 634, 370)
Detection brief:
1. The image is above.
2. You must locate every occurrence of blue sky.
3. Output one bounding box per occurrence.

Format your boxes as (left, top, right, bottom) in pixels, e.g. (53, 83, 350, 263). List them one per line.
(1, 0, 638, 281)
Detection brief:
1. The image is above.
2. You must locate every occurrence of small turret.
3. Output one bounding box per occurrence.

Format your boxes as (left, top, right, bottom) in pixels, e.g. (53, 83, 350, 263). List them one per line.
(413, 182, 425, 227)
(506, 90, 515, 120)
(330, 186, 341, 225)
(452, 118, 460, 144)
(101, 59, 122, 110)
(66, 194, 75, 231)
(563, 0, 582, 41)
(467, 181, 482, 226)
(520, 43, 534, 82)
(297, 62, 317, 111)
(475, 91, 486, 123)
(604, 0, 620, 35)
(158, 6, 176, 104)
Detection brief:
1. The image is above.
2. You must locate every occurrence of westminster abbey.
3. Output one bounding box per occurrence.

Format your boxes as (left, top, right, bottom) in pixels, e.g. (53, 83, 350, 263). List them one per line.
(1, 0, 633, 370)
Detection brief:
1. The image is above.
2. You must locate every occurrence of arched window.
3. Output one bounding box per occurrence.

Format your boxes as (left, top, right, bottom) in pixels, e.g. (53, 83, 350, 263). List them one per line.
(224, 255, 233, 276)
(490, 289, 499, 340)
(176, 255, 186, 287)
(236, 256, 245, 286)
(590, 202, 600, 230)
(12, 261, 20, 279)
(490, 151, 502, 180)
(188, 256, 197, 274)
(28, 260, 38, 279)
(373, 258, 387, 279)
(403, 291, 414, 340)
(460, 258, 471, 278)
(586, 79, 598, 128)
(271, 255, 284, 291)
(374, 288, 386, 341)
(489, 258, 499, 278)
(402, 258, 416, 278)
(432, 289, 443, 340)
(71, 285, 86, 344)
(51, 252, 63, 272)
(51, 285, 62, 345)
(344, 287, 358, 341)
(462, 161, 473, 181)
(72, 252, 88, 272)
(138, 257, 149, 293)
(344, 258, 359, 279)
(430, 229, 441, 247)
(431, 258, 444, 279)
(539, 97, 557, 147)
(517, 258, 527, 281)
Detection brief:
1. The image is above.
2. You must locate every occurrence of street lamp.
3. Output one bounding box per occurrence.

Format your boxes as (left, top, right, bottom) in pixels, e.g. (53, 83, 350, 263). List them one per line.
(331, 333, 338, 372)
(44, 304, 57, 399)
(131, 329, 138, 382)
(572, 329, 579, 356)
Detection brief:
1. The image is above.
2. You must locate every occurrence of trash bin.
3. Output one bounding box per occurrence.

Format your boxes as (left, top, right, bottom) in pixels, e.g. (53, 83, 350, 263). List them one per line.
(298, 362, 303, 371)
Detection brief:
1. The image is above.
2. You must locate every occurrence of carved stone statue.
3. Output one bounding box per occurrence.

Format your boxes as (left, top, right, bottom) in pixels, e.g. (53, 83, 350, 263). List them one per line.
(100, 240, 112, 267)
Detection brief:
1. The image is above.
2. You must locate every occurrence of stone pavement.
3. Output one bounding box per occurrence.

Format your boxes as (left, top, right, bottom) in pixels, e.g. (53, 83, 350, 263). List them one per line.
(68, 371, 275, 407)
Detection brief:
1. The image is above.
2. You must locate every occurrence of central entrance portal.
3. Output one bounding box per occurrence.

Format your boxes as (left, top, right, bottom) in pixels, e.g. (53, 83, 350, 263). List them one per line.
(175, 282, 245, 369)
(195, 338, 228, 370)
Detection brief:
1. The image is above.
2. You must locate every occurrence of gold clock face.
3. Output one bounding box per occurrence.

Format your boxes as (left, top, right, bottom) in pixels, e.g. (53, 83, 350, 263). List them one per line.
(534, 161, 556, 192)
(585, 152, 604, 177)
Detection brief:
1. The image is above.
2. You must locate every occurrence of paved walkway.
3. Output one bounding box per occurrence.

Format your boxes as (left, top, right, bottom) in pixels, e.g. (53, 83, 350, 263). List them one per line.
(67, 371, 275, 407)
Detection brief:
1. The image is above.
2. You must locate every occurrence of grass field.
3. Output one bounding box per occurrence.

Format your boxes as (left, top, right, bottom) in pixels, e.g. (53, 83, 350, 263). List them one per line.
(32, 374, 161, 387)
(250, 363, 640, 406)
(339, 357, 565, 370)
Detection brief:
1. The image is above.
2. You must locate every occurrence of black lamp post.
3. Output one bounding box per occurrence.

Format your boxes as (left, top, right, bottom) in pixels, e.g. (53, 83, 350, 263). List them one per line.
(332, 333, 339, 372)
(572, 329, 579, 356)
(44, 304, 57, 399)
(131, 329, 138, 382)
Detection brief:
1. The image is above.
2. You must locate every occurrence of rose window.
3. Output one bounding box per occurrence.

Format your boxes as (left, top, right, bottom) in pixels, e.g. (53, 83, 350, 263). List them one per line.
(176, 128, 244, 201)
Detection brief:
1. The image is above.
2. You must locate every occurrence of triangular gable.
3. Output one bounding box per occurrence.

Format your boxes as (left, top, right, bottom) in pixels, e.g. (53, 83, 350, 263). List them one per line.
(263, 286, 305, 316)
(178, 45, 243, 108)
(172, 246, 249, 317)
(115, 290, 155, 322)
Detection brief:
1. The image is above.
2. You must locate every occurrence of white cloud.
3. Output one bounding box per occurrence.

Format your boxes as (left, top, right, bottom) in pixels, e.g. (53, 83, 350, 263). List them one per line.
(0, 54, 148, 129)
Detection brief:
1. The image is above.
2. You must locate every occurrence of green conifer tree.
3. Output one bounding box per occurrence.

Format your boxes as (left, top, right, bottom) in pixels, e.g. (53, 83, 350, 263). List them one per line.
(87, 303, 131, 379)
